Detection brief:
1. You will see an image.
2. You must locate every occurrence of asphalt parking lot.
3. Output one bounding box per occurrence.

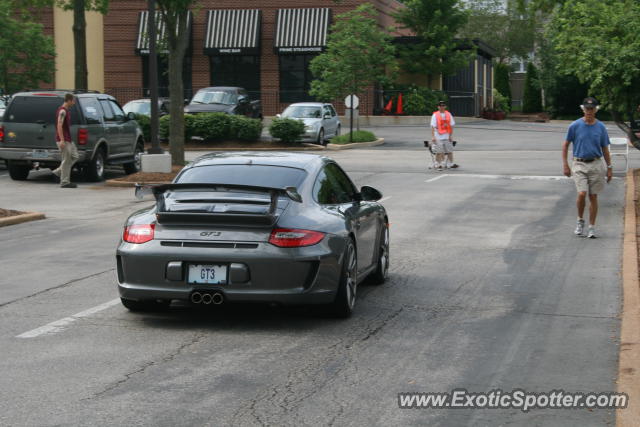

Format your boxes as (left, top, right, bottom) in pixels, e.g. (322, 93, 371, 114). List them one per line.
(0, 120, 633, 426)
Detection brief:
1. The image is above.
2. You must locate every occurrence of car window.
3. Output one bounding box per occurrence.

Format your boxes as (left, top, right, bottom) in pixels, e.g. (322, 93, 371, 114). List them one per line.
(4, 96, 81, 125)
(109, 100, 125, 121)
(313, 163, 357, 204)
(323, 106, 332, 117)
(192, 91, 237, 105)
(124, 101, 151, 116)
(78, 97, 103, 124)
(99, 100, 115, 121)
(176, 164, 307, 188)
(328, 105, 337, 117)
(282, 106, 321, 119)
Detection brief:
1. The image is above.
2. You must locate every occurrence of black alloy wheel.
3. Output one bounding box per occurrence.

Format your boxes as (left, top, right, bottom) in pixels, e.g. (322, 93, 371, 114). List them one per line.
(328, 239, 358, 317)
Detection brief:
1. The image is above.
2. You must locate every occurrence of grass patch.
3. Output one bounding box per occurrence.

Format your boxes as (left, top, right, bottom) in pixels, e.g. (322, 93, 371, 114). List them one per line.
(330, 130, 377, 144)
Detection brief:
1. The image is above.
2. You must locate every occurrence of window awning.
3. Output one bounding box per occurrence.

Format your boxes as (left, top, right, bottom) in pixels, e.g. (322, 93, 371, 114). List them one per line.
(136, 10, 192, 55)
(274, 8, 331, 54)
(204, 9, 262, 55)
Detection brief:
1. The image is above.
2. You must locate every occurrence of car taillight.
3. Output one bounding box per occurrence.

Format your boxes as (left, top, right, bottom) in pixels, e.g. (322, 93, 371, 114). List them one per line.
(268, 228, 325, 247)
(0, 126, 4, 143)
(78, 128, 88, 145)
(123, 224, 155, 244)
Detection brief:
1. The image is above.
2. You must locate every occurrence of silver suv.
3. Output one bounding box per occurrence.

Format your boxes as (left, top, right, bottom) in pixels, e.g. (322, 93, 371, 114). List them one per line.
(0, 91, 144, 181)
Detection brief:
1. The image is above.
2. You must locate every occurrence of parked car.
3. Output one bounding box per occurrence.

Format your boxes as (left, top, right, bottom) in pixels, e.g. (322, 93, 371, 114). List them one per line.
(123, 98, 170, 117)
(0, 96, 8, 119)
(0, 90, 144, 181)
(184, 86, 262, 119)
(279, 102, 341, 144)
(117, 152, 389, 317)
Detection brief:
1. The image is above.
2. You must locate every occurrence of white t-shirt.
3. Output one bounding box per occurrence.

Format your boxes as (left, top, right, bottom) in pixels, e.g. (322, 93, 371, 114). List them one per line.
(430, 112, 455, 140)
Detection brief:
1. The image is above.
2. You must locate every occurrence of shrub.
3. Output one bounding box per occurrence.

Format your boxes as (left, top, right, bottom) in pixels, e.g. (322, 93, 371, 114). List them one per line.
(159, 114, 197, 141)
(133, 113, 150, 142)
(523, 62, 542, 113)
(494, 62, 512, 109)
(330, 130, 377, 144)
(492, 88, 510, 113)
(235, 117, 262, 141)
(269, 118, 305, 143)
(403, 91, 428, 116)
(192, 113, 229, 141)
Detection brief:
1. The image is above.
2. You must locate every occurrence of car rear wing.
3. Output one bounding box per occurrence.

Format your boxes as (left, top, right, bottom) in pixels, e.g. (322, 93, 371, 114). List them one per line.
(135, 183, 303, 226)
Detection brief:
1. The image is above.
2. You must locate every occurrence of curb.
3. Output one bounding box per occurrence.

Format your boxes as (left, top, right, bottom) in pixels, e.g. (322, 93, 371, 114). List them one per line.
(617, 169, 640, 426)
(326, 138, 385, 150)
(0, 212, 46, 227)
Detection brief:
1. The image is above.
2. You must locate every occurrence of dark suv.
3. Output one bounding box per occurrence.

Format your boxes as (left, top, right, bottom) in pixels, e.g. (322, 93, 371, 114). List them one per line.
(0, 91, 144, 181)
(184, 87, 262, 119)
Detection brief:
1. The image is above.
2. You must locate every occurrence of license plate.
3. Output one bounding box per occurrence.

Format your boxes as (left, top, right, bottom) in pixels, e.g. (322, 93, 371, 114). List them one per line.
(31, 149, 49, 159)
(188, 264, 228, 285)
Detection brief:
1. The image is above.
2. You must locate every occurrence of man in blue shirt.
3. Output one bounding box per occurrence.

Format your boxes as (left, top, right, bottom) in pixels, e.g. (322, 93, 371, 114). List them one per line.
(562, 97, 612, 238)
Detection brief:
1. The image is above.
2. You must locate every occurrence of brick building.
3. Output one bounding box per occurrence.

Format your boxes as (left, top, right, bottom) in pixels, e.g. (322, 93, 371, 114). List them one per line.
(35, 0, 493, 116)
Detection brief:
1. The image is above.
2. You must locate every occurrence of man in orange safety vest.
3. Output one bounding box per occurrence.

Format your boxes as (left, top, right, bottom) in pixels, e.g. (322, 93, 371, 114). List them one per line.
(430, 101, 458, 170)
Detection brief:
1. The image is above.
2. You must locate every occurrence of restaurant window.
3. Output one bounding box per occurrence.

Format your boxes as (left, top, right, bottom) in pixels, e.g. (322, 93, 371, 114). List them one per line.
(210, 56, 260, 98)
(279, 54, 317, 103)
(141, 56, 192, 100)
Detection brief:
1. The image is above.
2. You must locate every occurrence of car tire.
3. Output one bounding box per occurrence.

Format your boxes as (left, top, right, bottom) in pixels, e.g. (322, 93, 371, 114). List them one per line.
(123, 142, 144, 175)
(335, 125, 341, 137)
(317, 128, 325, 145)
(7, 161, 30, 181)
(85, 148, 106, 182)
(327, 239, 358, 318)
(120, 298, 170, 312)
(369, 225, 390, 285)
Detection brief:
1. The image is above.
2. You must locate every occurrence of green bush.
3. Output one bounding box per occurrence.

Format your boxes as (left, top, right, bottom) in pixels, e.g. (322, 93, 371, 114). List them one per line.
(159, 114, 196, 141)
(235, 117, 262, 141)
(403, 91, 428, 116)
(492, 88, 510, 113)
(494, 62, 512, 109)
(133, 113, 150, 142)
(269, 118, 306, 143)
(523, 62, 542, 113)
(192, 113, 230, 140)
(385, 84, 447, 114)
(330, 130, 377, 144)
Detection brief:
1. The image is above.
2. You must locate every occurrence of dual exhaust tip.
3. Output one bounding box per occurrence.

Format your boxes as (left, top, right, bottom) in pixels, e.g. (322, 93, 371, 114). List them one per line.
(191, 291, 224, 305)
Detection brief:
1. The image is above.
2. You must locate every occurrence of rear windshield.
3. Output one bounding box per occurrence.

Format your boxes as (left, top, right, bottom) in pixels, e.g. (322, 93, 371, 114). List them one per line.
(176, 164, 307, 188)
(4, 96, 81, 124)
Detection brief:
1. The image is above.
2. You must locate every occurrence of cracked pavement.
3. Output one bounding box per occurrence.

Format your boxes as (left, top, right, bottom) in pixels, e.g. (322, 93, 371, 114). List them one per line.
(0, 121, 632, 426)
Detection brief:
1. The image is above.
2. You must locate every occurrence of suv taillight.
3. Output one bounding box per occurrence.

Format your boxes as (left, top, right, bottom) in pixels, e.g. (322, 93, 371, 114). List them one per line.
(268, 228, 325, 247)
(123, 224, 155, 244)
(78, 128, 88, 145)
(0, 126, 4, 143)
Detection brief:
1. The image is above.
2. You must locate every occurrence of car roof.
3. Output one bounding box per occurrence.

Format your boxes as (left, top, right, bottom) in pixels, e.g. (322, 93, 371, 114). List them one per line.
(187, 152, 326, 170)
(11, 90, 115, 100)
(286, 102, 328, 107)
(196, 87, 243, 93)
(125, 98, 170, 103)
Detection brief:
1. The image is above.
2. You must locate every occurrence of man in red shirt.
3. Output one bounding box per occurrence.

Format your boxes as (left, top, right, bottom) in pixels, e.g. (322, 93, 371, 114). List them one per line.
(52, 93, 79, 188)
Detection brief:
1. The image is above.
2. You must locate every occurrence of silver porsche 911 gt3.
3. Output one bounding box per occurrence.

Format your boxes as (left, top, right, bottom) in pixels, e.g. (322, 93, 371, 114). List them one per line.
(116, 152, 389, 317)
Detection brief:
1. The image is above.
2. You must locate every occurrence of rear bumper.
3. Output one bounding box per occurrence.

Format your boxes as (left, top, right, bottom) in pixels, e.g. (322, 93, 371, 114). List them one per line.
(116, 237, 345, 305)
(0, 148, 88, 163)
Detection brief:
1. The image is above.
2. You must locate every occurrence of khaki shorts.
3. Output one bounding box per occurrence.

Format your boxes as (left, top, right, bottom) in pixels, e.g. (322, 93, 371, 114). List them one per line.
(431, 139, 453, 154)
(572, 159, 605, 195)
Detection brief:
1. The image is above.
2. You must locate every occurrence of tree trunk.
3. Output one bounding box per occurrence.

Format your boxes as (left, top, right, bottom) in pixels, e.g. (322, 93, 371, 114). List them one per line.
(73, 0, 88, 91)
(166, 11, 190, 166)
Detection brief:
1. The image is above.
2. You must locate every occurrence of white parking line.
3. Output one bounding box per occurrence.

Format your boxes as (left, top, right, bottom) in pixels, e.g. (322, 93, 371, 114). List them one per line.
(16, 298, 121, 339)
(426, 173, 576, 182)
(425, 175, 447, 183)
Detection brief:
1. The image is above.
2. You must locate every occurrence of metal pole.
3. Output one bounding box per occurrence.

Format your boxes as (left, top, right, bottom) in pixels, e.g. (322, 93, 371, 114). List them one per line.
(147, 0, 162, 154)
(349, 94, 354, 143)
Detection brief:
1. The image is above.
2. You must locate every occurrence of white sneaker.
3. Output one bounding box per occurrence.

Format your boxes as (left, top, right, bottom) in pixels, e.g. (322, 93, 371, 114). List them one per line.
(574, 219, 585, 235)
(587, 226, 596, 238)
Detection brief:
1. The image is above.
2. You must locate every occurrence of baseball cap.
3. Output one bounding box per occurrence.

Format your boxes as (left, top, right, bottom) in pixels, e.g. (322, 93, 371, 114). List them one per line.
(437, 100, 447, 106)
(582, 97, 599, 109)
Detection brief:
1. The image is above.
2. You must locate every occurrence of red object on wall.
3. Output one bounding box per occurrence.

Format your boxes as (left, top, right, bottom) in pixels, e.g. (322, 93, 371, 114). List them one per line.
(396, 92, 404, 114)
(383, 98, 393, 114)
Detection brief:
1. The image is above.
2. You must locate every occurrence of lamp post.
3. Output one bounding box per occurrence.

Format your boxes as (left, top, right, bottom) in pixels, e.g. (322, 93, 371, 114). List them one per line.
(147, 0, 162, 154)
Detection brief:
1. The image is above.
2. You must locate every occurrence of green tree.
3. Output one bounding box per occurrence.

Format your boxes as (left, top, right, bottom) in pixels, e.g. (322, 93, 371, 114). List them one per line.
(309, 3, 397, 101)
(460, 0, 535, 62)
(393, 0, 472, 82)
(156, 0, 198, 166)
(0, 2, 55, 94)
(494, 62, 512, 109)
(522, 62, 542, 113)
(548, 0, 640, 144)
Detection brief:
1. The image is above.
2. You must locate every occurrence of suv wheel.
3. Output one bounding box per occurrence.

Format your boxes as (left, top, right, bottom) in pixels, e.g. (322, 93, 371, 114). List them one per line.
(7, 161, 30, 181)
(85, 148, 106, 182)
(123, 143, 143, 175)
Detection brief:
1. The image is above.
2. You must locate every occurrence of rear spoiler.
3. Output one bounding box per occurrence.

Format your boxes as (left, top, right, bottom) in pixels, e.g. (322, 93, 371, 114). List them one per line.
(134, 183, 303, 226)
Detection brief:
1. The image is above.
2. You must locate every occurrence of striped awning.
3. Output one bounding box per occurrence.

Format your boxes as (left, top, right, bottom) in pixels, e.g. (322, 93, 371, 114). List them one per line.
(135, 11, 192, 55)
(274, 8, 331, 54)
(204, 9, 261, 55)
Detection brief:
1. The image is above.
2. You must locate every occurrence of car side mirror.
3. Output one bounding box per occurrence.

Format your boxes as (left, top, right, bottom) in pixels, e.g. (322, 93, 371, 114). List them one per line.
(360, 185, 382, 201)
(238, 96, 249, 104)
(184, 99, 189, 106)
(127, 111, 137, 121)
(323, 113, 331, 119)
